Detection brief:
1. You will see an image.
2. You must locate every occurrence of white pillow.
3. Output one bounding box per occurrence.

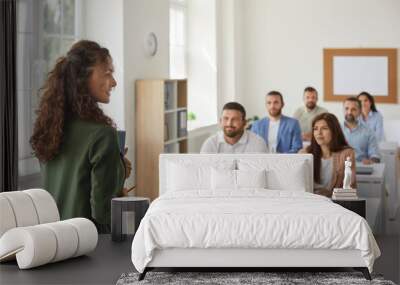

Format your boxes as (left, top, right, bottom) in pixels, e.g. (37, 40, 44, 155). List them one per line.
(236, 169, 267, 189)
(167, 163, 209, 191)
(211, 169, 267, 190)
(238, 158, 308, 191)
(166, 160, 235, 191)
(266, 162, 307, 191)
(211, 168, 236, 190)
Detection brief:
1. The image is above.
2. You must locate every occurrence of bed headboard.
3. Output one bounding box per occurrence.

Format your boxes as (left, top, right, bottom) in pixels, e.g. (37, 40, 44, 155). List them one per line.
(159, 154, 314, 195)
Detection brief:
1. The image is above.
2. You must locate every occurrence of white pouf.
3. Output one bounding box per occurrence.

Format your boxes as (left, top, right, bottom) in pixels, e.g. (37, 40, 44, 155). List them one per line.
(0, 218, 98, 269)
(0, 189, 98, 269)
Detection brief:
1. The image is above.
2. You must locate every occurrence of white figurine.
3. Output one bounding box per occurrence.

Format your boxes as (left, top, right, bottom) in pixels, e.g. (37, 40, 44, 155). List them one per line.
(343, 156, 352, 189)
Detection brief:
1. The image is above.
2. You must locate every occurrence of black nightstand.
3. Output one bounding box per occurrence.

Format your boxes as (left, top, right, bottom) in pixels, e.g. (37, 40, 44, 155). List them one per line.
(111, 197, 150, 242)
(332, 198, 366, 218)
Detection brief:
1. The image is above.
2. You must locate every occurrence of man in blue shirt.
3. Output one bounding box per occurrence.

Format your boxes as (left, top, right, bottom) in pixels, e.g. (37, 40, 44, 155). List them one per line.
(251, 91, 302, 153)
(342, 97, 380, 164)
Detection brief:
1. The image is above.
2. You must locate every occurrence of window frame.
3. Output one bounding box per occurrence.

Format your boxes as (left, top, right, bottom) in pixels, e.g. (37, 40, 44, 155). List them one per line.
(169, 0, 187, 79)
(18, 0, 83, 180)
(38, 0, 83, 74)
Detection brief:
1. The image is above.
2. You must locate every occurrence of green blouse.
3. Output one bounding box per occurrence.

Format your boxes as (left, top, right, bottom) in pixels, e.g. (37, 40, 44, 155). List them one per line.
(41, 119, 125, 229)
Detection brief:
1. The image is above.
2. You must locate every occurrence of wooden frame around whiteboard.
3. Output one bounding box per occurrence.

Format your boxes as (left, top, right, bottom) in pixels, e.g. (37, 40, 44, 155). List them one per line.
(323, 48, 397, 103)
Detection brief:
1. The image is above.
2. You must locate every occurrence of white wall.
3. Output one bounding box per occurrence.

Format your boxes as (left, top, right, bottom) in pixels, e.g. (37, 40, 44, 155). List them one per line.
(84, 0, 169, 185)
(235, 0, 400, 121)
(84, 0, 125, 129)
(123, 0, 170, 185)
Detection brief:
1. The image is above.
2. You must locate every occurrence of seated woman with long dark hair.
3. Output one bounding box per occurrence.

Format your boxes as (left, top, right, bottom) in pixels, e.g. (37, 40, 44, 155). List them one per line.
(357, 91, 385, 142)
(300, 113, 356, 197)
(30, 40, 131, 233)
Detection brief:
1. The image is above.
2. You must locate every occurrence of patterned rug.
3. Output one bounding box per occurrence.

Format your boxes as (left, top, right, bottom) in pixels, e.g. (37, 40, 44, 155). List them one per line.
(116, 271, 396, 285)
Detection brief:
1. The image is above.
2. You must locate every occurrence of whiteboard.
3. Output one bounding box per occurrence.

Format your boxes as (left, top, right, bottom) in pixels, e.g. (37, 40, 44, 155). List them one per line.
(333, 56, 388, 96)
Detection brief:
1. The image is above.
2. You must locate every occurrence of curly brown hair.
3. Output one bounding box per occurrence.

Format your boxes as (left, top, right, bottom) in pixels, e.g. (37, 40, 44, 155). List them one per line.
(30, 40, 115, 162)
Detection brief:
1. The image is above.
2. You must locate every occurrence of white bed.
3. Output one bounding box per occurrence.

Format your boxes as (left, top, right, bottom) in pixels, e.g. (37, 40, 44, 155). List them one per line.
(131, 154, 380, 280)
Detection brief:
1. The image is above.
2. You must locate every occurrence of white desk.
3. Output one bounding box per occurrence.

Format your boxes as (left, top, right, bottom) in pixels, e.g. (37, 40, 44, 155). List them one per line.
(356, 163, 386, 234)
(379, 141, 399, 219)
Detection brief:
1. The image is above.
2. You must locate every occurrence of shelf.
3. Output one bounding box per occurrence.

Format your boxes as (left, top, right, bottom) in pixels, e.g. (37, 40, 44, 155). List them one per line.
(164, 107, 187, 114)
(164, 136, 188, 145)
(136, 78, 187, 200)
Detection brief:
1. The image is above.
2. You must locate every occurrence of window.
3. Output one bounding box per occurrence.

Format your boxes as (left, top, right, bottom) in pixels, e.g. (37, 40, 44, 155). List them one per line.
(170, 0, 218, 130)
(17, 0, 82, 186)
(40, 0, 82, 75)
(169, 0, 187, 79)
(177, 0, 217, 130)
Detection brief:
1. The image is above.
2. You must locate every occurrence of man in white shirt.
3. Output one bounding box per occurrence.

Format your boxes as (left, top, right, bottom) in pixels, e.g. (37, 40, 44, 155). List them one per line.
(200, 102, 267, 153)
(268, 117, 280, 153)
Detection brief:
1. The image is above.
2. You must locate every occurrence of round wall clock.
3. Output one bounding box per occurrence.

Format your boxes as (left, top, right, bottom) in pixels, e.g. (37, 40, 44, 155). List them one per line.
(145, 32, 158, 57)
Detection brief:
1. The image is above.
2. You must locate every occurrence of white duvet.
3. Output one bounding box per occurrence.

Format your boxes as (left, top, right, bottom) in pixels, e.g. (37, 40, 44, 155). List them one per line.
(131, 190, 380, 273)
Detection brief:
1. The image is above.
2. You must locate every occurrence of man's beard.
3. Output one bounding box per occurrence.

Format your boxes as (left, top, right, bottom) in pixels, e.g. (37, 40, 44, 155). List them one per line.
(224, 127, 243, 138)
(268, 108, 282, 117)
(306, 102, 316, 110)
(345, 114, 357, 123)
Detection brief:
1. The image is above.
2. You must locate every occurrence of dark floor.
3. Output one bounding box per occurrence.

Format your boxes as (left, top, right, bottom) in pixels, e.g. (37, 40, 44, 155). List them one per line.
(1, 233, 399, 285)
(374, 235, 400, 284)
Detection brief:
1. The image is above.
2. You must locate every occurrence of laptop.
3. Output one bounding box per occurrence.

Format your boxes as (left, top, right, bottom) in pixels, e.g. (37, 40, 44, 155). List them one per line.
(356, 165, 374, 175)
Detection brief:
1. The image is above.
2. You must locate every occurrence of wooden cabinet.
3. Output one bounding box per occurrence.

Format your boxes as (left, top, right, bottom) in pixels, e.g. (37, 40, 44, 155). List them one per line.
(135, 79, 188, 200)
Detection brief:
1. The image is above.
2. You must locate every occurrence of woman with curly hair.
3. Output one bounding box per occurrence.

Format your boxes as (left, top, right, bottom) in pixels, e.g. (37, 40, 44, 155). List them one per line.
(299, 113, 356, 197)
(30, 40, 131, 233)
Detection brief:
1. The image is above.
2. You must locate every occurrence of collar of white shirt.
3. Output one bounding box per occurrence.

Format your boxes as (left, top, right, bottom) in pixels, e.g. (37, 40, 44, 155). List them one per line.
(217, 130, 248, 146)
(304, 105, 321, 114)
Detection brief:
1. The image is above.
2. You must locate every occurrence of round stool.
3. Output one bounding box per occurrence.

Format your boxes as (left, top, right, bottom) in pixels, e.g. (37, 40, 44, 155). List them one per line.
(111, 197, 150, 242)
